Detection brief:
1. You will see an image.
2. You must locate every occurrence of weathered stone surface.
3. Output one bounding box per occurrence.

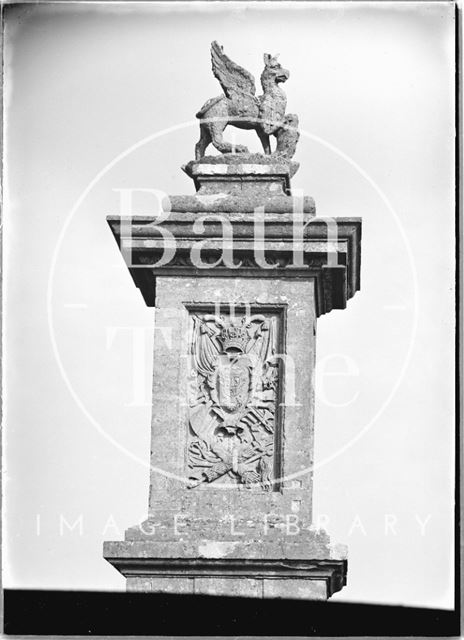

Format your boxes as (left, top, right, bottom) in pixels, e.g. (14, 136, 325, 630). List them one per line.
(124, 575, 334, 599)
(187, 311, 278, 490)
(147, 278, 315, 512)
(195, 42, 299, 159)
(127, 577, 195, 593)
(184, 152, 300, 176)
(103, 269, 357, 598)
(275, 114, 300, 159)
(195, 578, 261, 597)
(104, 533, 345, 559)
(162, 193, 315, 214)
(127, 578, 153, 592)
(106, 214, 361, 316)
(103, 43, 362, 600)
(184, 154, 299, 197)
(263, 578, 326, 600)
(104, 548, 347, 598)
(104, 273, 348, 598)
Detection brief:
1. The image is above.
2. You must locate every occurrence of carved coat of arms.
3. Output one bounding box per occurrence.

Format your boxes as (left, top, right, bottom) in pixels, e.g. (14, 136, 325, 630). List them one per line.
(187, 312, 280, 490)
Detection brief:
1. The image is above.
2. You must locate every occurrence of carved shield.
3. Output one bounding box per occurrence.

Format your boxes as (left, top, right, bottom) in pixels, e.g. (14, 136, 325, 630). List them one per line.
(213, 355, 253, 427)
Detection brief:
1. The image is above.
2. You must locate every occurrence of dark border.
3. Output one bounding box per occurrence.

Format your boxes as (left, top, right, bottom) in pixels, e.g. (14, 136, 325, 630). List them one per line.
(1, 3, 460, 639)
(455, 1, 461, 633)
(2, 589, 460, 636)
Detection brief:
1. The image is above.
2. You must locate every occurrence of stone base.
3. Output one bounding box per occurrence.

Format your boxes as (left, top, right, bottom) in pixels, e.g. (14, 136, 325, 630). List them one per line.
(161, 193, 315, 214)
(104, 530, 348, 600)
(182, 153, 299, 197)
(105, 554, 347, 600)
(175, 153, 314, 214)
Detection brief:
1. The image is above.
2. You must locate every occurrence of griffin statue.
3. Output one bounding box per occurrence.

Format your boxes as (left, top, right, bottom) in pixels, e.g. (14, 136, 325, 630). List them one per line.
(195, 41, 299, 160)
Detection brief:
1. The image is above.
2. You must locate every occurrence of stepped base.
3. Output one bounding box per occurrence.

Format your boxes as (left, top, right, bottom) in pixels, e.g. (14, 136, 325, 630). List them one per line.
(104, 553, 347, 600)
(104, 532, 348, 600)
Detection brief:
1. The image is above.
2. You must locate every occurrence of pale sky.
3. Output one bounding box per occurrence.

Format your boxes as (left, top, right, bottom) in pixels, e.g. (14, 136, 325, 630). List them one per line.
(3, 1, 455, 609)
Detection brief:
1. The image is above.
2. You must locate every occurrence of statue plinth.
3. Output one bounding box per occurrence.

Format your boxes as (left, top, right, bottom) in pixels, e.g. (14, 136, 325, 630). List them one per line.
(183, 154, 299, 196)
(103, 154, 361, 600)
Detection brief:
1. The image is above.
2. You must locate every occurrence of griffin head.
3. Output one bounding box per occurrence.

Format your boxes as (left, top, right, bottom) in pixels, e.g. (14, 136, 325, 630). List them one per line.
(262, 53, 290, 85)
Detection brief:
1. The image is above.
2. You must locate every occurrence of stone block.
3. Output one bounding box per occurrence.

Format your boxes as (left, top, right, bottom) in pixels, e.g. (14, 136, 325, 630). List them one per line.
(182, 154, 299, 196)
(127, 578, 153, 592)
(194, 577, 261, 597)
(150, 578, 194, 594)
(263, 578, 327, 600)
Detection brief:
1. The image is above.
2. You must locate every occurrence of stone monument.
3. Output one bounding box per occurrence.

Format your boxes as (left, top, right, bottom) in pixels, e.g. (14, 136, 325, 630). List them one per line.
(103, 42, 361, 600)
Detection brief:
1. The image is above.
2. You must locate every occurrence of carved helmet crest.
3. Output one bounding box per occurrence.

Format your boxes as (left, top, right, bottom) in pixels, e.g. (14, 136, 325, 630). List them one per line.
(218, 318, 250, 353)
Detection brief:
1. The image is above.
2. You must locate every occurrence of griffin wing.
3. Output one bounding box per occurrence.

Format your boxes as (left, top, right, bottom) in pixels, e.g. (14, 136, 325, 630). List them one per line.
(211, 41, 256, 101)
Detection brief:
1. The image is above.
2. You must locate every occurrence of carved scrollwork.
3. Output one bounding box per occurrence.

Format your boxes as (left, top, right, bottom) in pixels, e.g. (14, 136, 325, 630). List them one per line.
(187, 310, 280, 490)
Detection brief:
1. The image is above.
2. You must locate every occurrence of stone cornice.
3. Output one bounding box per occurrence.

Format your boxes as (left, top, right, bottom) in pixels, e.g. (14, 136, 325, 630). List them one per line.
(107, 214, 361, 317)
(103, 553, 347, 598)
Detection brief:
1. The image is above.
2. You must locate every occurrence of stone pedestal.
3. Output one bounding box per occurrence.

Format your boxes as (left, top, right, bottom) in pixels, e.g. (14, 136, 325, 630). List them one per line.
(103, 154, 361, 600)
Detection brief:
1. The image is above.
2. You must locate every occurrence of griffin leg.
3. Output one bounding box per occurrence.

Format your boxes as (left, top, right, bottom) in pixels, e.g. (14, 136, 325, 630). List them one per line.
(195, 124, 212, 160)
(210, 123, 248, 154)
(257, 127, 271, 154)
